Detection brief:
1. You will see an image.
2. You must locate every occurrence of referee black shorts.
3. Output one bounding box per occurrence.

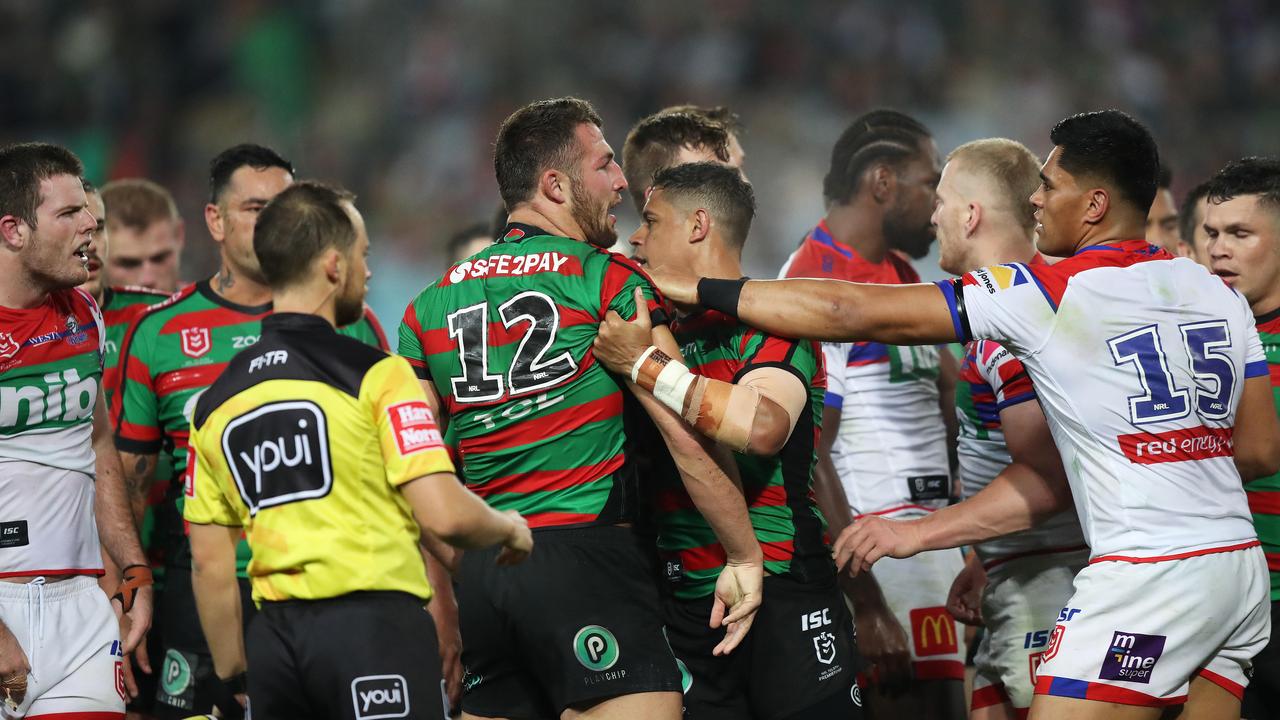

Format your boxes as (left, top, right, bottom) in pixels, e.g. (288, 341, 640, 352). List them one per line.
(457, 524, 682, 718)
(664, 572, 865, 720)
(246, 591, 445, 720)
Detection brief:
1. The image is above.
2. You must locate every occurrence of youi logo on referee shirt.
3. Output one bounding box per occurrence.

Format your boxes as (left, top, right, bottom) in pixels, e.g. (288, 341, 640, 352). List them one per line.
(350, 674, 410, 720)
(224, 400, 333, 514)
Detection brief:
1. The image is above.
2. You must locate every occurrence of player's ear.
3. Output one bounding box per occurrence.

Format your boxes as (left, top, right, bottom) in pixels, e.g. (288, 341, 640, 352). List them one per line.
(0, 214, 26, 250)
(690, 208, 711, 245)
(542, 170, 568, 205)
(1084, 187, 1110, 225)
(203, 203, 224, 244)
(323, 247, 343, 284)
(965, 202, 982, 237)
(870, 164, 896, 204)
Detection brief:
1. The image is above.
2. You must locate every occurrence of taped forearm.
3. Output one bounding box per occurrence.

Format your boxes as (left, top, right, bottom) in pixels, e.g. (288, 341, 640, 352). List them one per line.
(630, 346, 761, 452)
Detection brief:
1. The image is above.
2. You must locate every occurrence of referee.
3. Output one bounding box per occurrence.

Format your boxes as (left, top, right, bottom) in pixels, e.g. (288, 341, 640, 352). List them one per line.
(184, 181, 532, 720)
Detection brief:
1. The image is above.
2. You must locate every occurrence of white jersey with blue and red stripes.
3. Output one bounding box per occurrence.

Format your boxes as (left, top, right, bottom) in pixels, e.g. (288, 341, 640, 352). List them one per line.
(781, 220, 950, 517)
(937, 239, 1266, 561)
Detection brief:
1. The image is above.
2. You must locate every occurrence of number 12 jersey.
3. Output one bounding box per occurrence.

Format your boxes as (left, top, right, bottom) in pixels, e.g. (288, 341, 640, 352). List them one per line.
(398, 224, 665, 530)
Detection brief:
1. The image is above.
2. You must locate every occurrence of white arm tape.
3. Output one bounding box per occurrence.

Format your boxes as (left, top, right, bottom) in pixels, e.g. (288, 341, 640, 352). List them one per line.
(653, 359, 696, 414)
(630, 346, 659, 383)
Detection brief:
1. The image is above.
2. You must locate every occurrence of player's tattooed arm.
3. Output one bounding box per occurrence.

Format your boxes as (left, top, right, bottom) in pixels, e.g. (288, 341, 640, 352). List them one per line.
(118, 451, 156, 525)
(647, 267, 959, 345)
(595, 288, 799, 454)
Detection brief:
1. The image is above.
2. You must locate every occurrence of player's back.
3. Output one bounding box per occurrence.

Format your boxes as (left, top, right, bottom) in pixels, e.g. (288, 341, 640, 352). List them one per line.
(968, 244, 1262, 558)
(400, 224, 659, 529)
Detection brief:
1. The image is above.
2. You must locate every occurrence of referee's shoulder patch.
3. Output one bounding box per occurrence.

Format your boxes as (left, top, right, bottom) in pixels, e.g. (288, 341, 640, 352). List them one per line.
(387, 400, 442, 456)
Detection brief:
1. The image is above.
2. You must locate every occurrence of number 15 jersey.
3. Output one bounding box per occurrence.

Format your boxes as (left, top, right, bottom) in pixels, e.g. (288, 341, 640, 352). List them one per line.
(398, 224, 666, 530)
(938, 240, 1266, 561)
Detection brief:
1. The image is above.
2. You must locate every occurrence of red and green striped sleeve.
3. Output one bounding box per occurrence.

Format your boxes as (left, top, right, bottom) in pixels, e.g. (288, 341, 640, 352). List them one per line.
(1246, 309, 1280, 600)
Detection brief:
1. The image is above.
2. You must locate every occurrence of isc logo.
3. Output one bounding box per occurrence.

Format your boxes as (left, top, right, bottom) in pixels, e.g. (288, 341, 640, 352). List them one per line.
(801, 608, 832, 632)
(224, 400, 333, 515)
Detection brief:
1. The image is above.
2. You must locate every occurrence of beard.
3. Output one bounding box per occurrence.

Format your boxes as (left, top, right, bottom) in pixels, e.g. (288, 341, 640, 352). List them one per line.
(570, 179, 617, 248)
(335, 283, 365, 327)
(883, 201, 936, 260)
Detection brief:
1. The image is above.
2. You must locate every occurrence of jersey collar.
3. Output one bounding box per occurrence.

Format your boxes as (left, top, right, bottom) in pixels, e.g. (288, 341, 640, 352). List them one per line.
(197, 279, 272, 315)
(263, 312, 333, 334)
(1256, 304, 1280, 325)
(497, 222, 551, 244)
(1073, 239, 1169, 258)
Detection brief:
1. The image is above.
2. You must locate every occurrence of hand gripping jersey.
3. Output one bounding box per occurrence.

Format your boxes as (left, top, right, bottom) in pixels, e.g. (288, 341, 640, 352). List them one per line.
(937, 240, 1265, 560)
(1245, 307, 1280, 600)
(957, 338, 1086, 575)
(398, 223, 666, 529)
(0, 287, 105, 576)
(780, 220, 949, 516)
(184, 313, 451, 603)
(113, 280, 388, 577)
(658, 309, 831, 599)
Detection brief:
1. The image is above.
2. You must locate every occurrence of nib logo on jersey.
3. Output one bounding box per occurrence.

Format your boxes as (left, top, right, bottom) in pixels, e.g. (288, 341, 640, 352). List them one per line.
(0, 369, 97, 432)
(224, 400, 333, 515)
(1099, 631, 1165, 684)
(350, 674, 410, 720)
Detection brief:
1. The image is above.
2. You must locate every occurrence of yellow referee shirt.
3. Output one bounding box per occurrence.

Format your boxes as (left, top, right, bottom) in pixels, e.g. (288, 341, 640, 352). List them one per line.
(184, 313, 454, 603)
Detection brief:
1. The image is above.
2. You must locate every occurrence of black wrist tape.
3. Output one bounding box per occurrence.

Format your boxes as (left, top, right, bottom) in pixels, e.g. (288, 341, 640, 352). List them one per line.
(697, 277, 748, 316)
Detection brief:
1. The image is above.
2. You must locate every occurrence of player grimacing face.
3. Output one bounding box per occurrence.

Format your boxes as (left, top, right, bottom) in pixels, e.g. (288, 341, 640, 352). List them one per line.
(1204, 194, 1280, 314)
(208, 165, 293, 283)
(884, 139, 943, 260)
(336, 201, 371, 327)
(22, 174, 98, 291)
(80, 191, 108, 298)
(567, 123, 627, 249)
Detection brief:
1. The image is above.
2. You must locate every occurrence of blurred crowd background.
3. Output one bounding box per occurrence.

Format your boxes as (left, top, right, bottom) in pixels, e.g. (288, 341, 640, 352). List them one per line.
(6, 0, 1280, 324)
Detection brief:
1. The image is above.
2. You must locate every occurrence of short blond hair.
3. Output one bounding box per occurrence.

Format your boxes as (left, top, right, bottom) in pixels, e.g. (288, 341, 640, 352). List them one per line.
(100, 178, 179, 232)
(947, 139, 1041, 232)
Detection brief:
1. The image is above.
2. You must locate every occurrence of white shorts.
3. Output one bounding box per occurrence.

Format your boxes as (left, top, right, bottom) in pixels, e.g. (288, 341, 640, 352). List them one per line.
(868, 546, 967, 682)
(1035, 543, 1270, 708)
(970, 548, 1088, 715)
(0, 576, 124, 719)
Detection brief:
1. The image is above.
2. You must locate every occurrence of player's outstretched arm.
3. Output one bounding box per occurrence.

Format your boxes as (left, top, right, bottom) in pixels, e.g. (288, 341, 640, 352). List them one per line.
(647, 267, 960, 346)
(400, 473, 532, 564)
(595, 289, 801, 455)
(835, 461, 1070, 575)
(1235, 375, 1280, 481)
(92, 395, 153, 663)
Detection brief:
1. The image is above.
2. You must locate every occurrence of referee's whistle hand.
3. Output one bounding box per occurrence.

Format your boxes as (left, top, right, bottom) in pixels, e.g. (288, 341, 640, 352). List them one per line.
(495, 511, 533, 565)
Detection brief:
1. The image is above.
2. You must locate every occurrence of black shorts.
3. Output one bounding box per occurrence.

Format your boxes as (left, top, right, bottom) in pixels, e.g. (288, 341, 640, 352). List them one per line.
(152, 564, 255, 719)
(247, 591, 445, 720)
(457, 525, 682, 718)
(1243, 600, 1280, 718)
(664, 573, 864, 720)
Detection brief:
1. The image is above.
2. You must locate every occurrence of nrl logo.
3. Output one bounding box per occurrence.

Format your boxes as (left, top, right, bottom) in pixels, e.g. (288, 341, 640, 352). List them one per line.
(181, 327, 212, 358)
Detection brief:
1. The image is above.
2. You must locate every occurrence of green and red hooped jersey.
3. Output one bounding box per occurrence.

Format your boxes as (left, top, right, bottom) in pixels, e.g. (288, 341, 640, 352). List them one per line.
(113, 279, 388, 576)
(1246, 307, 1280, 600)
(657, 309, 831, 599)
(398, 224, 667, 530)
(101, 285, 172, 413)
